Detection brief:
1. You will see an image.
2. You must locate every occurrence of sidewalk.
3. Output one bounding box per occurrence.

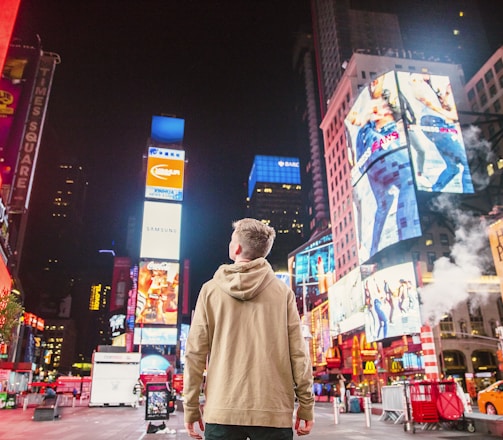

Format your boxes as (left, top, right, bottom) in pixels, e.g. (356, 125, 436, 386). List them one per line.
(0, 400, 498, 439)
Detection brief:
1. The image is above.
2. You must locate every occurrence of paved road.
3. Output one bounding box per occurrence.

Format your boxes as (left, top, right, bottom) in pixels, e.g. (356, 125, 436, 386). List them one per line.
(0, 401, 498, 439)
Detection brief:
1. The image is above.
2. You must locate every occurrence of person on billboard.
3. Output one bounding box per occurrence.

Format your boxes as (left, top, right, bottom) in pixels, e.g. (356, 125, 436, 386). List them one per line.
(348, 74, 417, 257)
(183, 218, 314, 439)
(408, 73, 473, 193)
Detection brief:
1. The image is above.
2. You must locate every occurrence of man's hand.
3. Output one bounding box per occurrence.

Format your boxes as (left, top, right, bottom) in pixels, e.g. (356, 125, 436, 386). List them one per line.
(294, 416, 314, 436)
(185, 419, 204, 439)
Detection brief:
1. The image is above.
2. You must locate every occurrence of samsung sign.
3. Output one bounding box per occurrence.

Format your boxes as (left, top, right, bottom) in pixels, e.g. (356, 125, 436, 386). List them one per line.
(248, 155, 301, 199)
(140, 201, 181, 260)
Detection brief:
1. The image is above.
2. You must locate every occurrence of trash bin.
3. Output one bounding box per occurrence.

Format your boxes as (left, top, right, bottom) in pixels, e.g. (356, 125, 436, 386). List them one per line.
(349, 396, 361, 413)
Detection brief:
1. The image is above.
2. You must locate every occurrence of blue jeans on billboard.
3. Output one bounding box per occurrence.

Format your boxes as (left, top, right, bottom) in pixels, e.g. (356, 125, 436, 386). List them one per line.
(204, 423, 293, 440)
(420, 115, 472, 192)
(374, 298, 388, 339)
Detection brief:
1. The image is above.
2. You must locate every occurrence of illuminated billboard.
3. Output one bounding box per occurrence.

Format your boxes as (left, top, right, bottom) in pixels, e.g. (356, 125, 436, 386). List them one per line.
(145, 147, 185, 201)
(311, 301, 331, 367)
(328, 267, 365, 335)
(290, 230, 335, 310)
(345, 71, 422, 262)
(362, 262, 421, 343)
(110, 257, 131, 312)
(0, 0, 21, 73)
(396, 71, 474, 194)
(151, 115, 184, 144)
(136, 260, 179, 326)
(140, 201, 181, 260)
(248, 155, 301, 199)
(134, 326, 177, 345)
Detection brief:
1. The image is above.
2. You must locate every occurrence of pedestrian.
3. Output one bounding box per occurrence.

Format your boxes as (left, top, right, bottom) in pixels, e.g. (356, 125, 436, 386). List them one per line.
(183, 218, 315, 439)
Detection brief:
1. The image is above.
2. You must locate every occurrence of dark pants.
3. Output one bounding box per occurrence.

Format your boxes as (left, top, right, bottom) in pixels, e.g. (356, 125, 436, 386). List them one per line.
(204, 423, 293, 440)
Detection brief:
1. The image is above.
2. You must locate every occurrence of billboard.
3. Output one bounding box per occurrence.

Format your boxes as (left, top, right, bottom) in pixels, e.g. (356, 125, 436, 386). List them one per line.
(488, 220, 503, 299)
(362, 262, 421, 343)
(328, 267, 365, 336)
(133, 326, 177, 345)
(145, 147, 185, 201)
(345, 71, 421, 261)
(151, 115, 184, 144)
(291, 231, 335, 310)
(0, 0, 21, 73)
(140, 201, 182, 260)
(136, 260, 179, 326)
(248, 155, 301, 199)
(110, 256, 131, 312)
(311, 301, 331, 367)
(9, 53, 59, 211)
(396, 71, 474, 194)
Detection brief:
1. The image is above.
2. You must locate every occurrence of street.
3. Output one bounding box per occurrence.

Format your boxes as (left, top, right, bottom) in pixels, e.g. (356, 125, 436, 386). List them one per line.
(0, 400, 499, 439)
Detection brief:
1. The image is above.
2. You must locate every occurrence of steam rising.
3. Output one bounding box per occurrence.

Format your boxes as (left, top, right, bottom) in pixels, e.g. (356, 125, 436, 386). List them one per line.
(419, 126, 494, 325)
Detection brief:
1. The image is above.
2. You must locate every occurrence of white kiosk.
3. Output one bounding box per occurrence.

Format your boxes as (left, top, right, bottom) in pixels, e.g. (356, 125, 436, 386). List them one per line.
(89, 352, 141, 407)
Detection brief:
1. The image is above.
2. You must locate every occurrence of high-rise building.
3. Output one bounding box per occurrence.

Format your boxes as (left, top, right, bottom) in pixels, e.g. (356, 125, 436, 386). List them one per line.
(246, 155, 304, 271)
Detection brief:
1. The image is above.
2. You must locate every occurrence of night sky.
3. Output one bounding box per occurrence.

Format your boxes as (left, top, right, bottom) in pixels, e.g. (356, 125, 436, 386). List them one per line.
(10, 1, 503, 301)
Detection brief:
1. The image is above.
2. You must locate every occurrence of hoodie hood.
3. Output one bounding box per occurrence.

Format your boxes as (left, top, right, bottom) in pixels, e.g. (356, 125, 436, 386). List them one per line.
(213, 257, 276, 301)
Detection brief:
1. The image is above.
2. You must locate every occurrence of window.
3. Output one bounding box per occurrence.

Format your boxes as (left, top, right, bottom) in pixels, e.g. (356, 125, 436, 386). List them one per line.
(490, 84, 497, 97)
(439, 233, 449, 246)
(476, 79, 484, 92)
(362, 71, 366, 79)
(412, 251, 420, 262)
(440, 314, 455, 338)
(495, 58, 503, 73)
(425, 233, 434, 246)
(495, 100, 501, 113)
(467, 88, 475, 101)
(480, 93, 488, 106)
(485, 69, 494, 83)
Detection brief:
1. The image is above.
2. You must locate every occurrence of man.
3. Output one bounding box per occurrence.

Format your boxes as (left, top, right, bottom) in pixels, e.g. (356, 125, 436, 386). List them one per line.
(183, 218, 314, 439)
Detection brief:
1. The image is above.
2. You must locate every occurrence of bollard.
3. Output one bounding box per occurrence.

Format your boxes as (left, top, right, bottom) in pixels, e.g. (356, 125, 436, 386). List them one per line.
(23, 396, 28, 411)
(333, 398, 339, 425)
(72, 396, 76, 408)
(364, 396, 371, 428)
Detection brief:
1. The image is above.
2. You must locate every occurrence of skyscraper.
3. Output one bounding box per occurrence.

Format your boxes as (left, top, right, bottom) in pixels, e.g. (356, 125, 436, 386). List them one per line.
(246, 155, 304, 271)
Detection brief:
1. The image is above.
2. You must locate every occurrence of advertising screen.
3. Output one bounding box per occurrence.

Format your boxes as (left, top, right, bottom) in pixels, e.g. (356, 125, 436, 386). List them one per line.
(345, 70, 408, 185)
(352, 148, 421, 262)
(151, 115, 184, 144)
(292, 231, 335, 308)
(110, 256, 131, 312)
(328, 267, 365, 335)
(145, 147, 185, 201)
(248, 155, 301, 199)
(133, 326, 177, 345)
(346, 71, 421, 262)
(311, 301, 331, 367)
(136, 260, 179, 326)
(140, 201, 181, 260)
(362, 262, 421, 342)
(396, 71, 474, 194)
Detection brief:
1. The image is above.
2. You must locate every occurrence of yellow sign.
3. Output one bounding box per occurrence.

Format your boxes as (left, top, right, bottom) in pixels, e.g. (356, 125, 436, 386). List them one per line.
(363, 361, 376, 374)
(488, 220, 503, 299)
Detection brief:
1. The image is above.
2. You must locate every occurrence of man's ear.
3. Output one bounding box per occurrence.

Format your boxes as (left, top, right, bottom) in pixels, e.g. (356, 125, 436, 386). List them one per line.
(235, 243, 243, 256)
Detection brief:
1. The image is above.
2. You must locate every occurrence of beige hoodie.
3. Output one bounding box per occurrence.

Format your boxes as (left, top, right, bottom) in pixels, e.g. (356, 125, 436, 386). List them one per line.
(183, 258, 314, 427)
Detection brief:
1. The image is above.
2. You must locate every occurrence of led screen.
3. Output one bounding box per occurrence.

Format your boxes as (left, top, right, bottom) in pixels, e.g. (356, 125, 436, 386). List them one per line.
(136, 260, 179, 326)
(352, 149, 421, 262)
(145, 147, 185, 201)
(292, 232, 335, 307)
(328, 267, 365, 335)
(362, 262, 421, 342)
(151, 115, 184, 144)
(133, 326, 177, 345)
(248, 155, 301, 199)
(396, 71, 474, 194)
(311, 301, 331, 367)
(140, 201, 181, 260)
(345, 70, 407, 185)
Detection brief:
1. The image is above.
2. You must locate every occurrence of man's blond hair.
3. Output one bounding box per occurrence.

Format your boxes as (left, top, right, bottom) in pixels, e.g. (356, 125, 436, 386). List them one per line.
(232, 218, 276, 260)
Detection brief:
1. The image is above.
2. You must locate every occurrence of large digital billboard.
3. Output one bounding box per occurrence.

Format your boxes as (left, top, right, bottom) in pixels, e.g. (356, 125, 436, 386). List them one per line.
(396, 71, 474, 194)
(362, 262, 421, 343)
(136, 259, 179, 326)
(345, 71, 422, 262)
(311, 301, 331, 367)
(110, 256, 131, 312)
(140, 201, 181, 260)
(248, 155, 301, 199)
(150, 115, 184, 144)
(145, 147, 185, 201)
(133, 326, 178, 345)
(291, 231, 335, 310)
(328, 267, 365, 336)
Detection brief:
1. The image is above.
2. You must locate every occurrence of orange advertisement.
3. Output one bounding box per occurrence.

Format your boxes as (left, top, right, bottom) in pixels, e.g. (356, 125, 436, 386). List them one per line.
(145, 147, 185, 201)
